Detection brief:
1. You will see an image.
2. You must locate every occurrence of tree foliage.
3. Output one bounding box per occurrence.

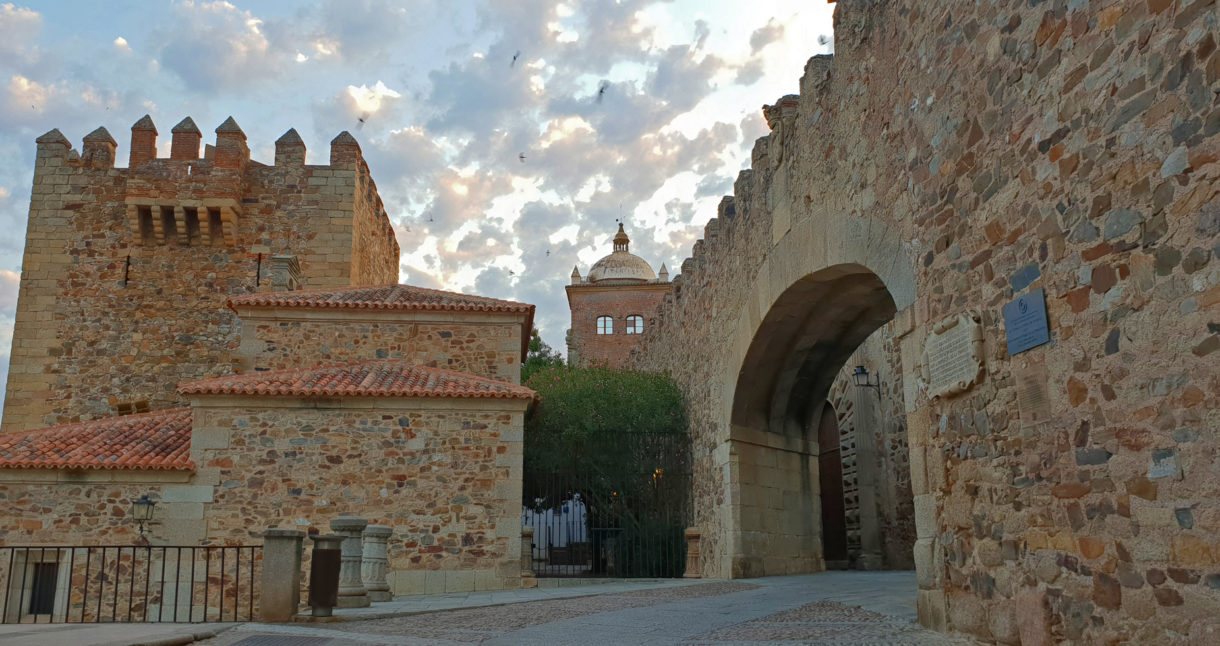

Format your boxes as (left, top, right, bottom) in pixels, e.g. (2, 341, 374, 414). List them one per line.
(524, 363, 687, 470)
(523, 364, 690, 577)
(521, 328, 564, 384)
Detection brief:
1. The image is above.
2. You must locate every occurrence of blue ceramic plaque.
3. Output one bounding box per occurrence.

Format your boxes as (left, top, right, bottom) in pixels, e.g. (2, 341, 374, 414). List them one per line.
(1003, 288, 1050, 355)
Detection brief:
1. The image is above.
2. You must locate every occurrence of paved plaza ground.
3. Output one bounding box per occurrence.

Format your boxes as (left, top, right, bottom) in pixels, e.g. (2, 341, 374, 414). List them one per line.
(0, 572, 976, 645)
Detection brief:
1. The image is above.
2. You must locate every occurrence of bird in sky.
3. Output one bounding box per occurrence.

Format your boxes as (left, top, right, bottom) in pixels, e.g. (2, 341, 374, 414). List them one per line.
(357, 112, 369, 129)
(596, 81, 610, 104)
(519, 153, 526, 163)
(511, 50, 521, 67)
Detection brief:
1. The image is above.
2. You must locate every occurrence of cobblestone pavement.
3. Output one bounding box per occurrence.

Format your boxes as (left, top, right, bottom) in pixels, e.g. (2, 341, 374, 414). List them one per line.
(199, 572, 978, 646)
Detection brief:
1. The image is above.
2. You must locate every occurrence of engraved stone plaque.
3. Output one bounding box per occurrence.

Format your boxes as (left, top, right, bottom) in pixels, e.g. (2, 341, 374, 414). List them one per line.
(1015, 362, 1052, 426)
(1003, 288, 1050, 355)
(921, 312, 984, 398)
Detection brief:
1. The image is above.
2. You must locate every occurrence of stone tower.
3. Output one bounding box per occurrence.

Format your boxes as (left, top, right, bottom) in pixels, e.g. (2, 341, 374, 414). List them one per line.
(565, 224, 671, 367)
(2, 116, 401, 432)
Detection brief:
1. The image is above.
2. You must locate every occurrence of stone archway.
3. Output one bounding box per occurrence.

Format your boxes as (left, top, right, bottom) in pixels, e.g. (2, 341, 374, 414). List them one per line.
(725, 263, 900, 578)
(690, 207, 925, 589)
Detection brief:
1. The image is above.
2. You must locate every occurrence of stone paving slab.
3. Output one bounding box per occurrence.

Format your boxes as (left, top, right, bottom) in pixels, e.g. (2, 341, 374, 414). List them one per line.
(314, 577, 704, 620)
(2, 572, 977, 646)
(0, 621, 231, 646)
(201, 572, 979, 646)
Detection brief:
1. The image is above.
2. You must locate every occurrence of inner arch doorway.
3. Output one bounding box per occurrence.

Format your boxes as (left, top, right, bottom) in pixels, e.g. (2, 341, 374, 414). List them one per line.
(727, 263, 913, 577)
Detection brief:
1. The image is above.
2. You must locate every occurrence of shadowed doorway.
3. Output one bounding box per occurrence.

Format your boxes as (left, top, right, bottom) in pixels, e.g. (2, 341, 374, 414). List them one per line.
(818, 400, 848, 569)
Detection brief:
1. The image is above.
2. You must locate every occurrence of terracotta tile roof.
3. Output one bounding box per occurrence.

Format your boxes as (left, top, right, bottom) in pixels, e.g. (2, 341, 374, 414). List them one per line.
(227, 284, 534, 314)
(179, 360, 537, 400)
(0, 408, 194, 471)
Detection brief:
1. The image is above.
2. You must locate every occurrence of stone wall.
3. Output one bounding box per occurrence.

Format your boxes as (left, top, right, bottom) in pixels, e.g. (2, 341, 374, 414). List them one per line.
(190, 397, 527, 593)
(565, 283, 669, 367)
(0, 397, 528, 594)
(2, 120, 400, 433)
(232, 310, 526, 384)
(0, 474, 187, 545)
(633, 0, 1220, 642)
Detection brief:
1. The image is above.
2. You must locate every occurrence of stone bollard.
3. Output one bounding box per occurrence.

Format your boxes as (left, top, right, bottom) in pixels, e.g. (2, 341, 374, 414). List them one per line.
(330, 516, 370, 608)
(521, 527, 535, 576)
(362, 524, 393, 602)
(683, 528, 701, 579)
(260, 528, 305, 622)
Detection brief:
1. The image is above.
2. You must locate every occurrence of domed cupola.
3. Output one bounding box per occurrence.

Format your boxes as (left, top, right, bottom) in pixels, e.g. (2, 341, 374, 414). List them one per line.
(586, 224, 657, 283)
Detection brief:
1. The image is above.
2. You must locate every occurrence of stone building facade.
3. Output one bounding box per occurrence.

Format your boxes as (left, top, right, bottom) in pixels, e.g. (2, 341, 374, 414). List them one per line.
(566, 224, 671, 367)
(1, 116, 399, 434)
(0, 121, 539, 613)
(633, 1, 1220, 643)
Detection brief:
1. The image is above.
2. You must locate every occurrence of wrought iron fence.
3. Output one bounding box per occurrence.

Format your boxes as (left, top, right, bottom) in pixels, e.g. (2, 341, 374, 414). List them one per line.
(0, 545, 261, 624)
(523, 431, 691, 578)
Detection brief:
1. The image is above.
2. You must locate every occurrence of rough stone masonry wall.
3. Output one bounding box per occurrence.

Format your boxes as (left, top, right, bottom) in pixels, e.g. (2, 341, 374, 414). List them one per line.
(635, 0, 1220, 643)
(189, 399, 526, 593)
(2, 125, 399, 433)
(234, 312, 525, 384)
(350, 161, 401, 286)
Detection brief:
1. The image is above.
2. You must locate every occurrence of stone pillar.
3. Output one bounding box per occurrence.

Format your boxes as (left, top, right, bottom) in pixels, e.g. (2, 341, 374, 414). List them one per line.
(361, 524, 392, 602)
(521, 527, 534, 576)
(330, 516, 370, 608)
(683, 528, 701, 578)
(260, 528, 305, 622)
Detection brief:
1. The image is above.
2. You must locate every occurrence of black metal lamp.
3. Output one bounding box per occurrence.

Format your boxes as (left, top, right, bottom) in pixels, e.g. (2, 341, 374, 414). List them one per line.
(852, 365, 881, 392)
(132, 494, 156, 535)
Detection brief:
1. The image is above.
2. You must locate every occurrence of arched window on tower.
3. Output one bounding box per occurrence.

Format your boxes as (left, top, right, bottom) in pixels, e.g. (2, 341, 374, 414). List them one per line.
(626, 315, 643, 334)
(596, 316, 613, 334)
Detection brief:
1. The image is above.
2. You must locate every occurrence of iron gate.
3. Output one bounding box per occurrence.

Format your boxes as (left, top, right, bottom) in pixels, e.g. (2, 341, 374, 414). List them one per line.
(523, 431, 691, 577)
(0, 545, 261, 624)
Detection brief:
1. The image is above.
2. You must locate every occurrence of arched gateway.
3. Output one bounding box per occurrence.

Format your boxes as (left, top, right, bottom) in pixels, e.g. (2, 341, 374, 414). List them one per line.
(632, 1, 1220, 642)
(721, 217, 917, 580)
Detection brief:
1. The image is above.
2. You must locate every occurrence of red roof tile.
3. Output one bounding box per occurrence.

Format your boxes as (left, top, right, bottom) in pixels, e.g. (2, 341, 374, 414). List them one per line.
(179, 360, 537, 400)
(227, 284, 534, 314)
(0, 408, 194, 471)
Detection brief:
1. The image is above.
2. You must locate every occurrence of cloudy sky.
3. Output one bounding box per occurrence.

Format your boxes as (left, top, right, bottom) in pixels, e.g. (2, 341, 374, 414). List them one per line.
(0, 0, 833, 405)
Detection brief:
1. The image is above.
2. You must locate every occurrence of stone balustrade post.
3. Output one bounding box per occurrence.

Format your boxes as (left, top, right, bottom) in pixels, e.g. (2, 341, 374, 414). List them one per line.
(260, 528, 305, 621)
(362, 524, 393, 602)
(330, 516, 370, 608)
(683, 528, 701, 578)
(521, 527, 535, 576)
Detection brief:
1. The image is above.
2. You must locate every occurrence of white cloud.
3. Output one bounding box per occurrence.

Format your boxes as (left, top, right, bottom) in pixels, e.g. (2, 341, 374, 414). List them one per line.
(0, 4, 41, 60)
(113, 36, 130, 53)
(156, 1, 287, 92)
(6, 75, 51, 114)
(0, 269, 17, 311)
(347, 81, 402, 115)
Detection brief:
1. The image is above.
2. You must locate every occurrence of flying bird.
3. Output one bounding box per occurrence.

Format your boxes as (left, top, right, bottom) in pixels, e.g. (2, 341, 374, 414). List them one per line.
(511, 50, 521, 67)
(356, 112, 370, 129)
(596, 81, 610, 104)
(519, 153, 526, 163)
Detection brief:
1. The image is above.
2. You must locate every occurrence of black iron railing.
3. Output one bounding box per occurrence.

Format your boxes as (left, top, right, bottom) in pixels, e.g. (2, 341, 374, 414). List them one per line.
(523, 432, 692, 578)
(0, 545, 261, 624)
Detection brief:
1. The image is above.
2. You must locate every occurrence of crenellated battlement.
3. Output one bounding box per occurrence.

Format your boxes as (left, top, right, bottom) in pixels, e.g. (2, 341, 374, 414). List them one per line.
(36, 114, 370, 171)
(7, 113, 401, 433)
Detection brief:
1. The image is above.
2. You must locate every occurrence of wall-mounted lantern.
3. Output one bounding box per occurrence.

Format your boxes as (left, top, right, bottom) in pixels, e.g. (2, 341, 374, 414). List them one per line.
(132, 494, 156, 535)
(852, 365, 881, 394)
